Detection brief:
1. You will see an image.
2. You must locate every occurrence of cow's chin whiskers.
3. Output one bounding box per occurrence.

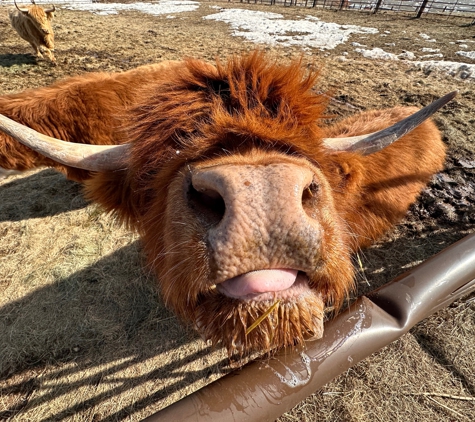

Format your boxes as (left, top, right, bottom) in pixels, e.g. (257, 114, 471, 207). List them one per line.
(194, 290, 325, 359)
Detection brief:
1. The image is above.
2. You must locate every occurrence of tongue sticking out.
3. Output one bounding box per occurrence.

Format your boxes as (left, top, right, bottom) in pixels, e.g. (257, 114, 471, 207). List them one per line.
(217, 269, 299, 299)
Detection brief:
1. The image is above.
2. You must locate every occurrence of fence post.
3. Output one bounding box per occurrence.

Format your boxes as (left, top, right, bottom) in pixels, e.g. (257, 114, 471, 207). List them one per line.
(373, 0, 383, 14)
(416, 0, 430, 18)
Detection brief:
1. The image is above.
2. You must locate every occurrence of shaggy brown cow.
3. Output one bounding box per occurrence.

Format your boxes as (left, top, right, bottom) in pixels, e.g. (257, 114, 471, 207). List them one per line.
(9, 0, 56, 64)
(0, 53, 451, 357)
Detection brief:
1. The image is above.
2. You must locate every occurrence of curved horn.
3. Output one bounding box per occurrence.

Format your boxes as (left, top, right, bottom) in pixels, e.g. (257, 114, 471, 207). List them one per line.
(323, 91, 457, 156)
(44, 4, 56, 13)
(15, 0, 30, 14)
(0, 114, 130, 172)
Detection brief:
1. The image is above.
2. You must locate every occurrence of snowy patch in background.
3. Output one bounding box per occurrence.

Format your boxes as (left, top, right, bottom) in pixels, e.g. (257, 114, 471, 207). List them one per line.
(457, 51, 475, 60)
(420, 53, 444, 59)
(355, 48, 475, 80)
(355, 47, 415, 61)
(414, 61, 475, 80)
(355, 47, 400, 60)
(203, 9, 378, 50)
(61, 0, 199, 16)
(419, 33, 437, 43)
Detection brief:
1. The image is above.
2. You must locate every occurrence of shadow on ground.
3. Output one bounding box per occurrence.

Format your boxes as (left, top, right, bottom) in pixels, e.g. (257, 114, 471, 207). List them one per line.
(0, 53, 38, 67)
(0, 240, 228, 421)
(0, 169, 87, 222)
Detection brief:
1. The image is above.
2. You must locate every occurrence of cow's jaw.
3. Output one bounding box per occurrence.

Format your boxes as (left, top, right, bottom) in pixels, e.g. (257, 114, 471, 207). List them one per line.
(216, 269, 310, 302)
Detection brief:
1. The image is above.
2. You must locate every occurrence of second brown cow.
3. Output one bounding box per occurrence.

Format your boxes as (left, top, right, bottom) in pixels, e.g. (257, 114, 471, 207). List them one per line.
(9, 0, 56, 64)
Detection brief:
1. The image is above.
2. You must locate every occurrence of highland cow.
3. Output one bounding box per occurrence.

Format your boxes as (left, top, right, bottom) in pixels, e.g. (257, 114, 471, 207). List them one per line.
(0, 53, 452, 357)
(9, 0, 56, 64)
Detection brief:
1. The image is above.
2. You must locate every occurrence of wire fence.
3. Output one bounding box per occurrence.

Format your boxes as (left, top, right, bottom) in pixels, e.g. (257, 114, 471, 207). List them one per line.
(230, 0, 475, 19)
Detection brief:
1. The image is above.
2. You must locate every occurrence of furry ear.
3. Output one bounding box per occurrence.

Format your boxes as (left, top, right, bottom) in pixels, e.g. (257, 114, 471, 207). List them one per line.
(323, 107, 446, 249)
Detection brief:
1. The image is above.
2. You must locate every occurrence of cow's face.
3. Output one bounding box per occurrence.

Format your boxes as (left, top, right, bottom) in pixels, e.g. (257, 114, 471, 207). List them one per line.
(26, 6, 54, 36)
(141, 149, 355, 356)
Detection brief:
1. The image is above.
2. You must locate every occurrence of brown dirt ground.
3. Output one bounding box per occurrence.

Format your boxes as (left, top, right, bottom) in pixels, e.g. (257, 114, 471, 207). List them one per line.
(0, 2, 474, 421)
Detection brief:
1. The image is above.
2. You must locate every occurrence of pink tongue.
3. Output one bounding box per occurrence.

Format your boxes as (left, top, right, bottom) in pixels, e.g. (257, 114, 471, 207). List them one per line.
(217, 269, 299, 299)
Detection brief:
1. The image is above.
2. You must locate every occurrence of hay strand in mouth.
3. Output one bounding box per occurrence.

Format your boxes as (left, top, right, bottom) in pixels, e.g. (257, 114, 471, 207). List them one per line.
(245, 300, 281, 336)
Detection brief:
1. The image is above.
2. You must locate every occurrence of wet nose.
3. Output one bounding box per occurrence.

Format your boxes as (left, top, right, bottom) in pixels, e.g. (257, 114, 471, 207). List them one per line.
(190, 163, 322, 282)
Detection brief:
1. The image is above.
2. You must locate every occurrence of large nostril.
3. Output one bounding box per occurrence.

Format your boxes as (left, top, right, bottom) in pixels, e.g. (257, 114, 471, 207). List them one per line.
(187, 182, 226, 226)
(301, 179, 319, 217)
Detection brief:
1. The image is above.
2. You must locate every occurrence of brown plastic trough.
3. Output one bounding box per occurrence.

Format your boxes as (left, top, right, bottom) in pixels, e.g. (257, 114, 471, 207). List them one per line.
(144, 233, 475, 422)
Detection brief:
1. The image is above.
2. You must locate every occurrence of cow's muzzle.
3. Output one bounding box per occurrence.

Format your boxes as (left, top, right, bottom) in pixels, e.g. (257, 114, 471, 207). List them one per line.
(189, 162, 323, 294)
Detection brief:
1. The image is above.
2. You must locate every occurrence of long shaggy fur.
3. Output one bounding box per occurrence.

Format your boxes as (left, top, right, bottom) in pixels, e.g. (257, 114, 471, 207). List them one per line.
(0, 61, 177, 181)
(0, 52, 447, 356)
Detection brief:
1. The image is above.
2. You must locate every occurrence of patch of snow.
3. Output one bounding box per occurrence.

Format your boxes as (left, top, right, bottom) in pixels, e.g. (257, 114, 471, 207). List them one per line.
(421, 48, 440, 53)
(457, 51, 475, 60)
(399, 51, 416, 60)
(203, 9, 378, 50)
(63, 1, 199, 16)
(420, 54, 444, 59)
(355, 47, 400, 60)
(355, 48, 415, 61)
(355, 48, 474, 80)
(413, 61, 475, 80)
(459, 44, 468, 49)
(419, 33, 437, 42)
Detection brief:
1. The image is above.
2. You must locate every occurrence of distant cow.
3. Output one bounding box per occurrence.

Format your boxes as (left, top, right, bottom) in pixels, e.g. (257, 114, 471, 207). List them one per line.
(9, 0, 56, 64)
(0, 53, 452, 358)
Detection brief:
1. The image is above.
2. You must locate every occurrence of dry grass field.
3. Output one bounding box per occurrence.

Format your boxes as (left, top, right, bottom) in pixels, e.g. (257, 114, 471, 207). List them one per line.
(0, 2, 474, 421)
